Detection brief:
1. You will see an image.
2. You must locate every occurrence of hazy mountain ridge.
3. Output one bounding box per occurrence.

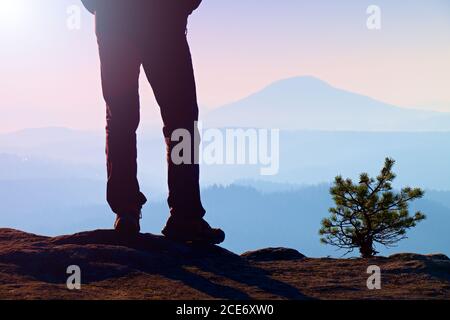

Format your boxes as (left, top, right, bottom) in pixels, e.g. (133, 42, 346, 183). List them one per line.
(205, 76, 450, 131)
(2, 129, 450, 189)
(1, 77, 450, 257)
(1, 181, 448, 258)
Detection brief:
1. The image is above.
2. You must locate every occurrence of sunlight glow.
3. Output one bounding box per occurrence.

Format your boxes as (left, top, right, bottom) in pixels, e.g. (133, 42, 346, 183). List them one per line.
(0, 0, 27, 27)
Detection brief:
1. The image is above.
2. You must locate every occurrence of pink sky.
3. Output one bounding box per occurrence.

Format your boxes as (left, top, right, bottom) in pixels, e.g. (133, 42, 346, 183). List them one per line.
(1, 0, 450, 132)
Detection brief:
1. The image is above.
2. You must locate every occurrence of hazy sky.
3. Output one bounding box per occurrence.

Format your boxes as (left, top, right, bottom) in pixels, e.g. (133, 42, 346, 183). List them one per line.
(1, 0, 450, 132)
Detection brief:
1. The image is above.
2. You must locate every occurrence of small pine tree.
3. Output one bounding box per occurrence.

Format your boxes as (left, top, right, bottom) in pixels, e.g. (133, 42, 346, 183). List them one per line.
(319, 158, 426, 258)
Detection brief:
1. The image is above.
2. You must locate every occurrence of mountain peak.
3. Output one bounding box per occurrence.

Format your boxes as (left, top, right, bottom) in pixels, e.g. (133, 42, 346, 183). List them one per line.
(205, 75, 450, 131)
(269, 75, 332, 89)
(251, 76, 334, 99)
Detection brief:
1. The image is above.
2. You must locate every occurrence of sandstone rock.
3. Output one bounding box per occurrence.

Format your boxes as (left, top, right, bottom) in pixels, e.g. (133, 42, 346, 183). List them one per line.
(241, 247, 306, 261)
(0, 229, 448, 300)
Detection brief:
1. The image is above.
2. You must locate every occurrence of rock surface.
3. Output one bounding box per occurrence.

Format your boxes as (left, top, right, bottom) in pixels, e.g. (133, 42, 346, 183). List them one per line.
(0, 228, 449, 300)
(242, 247, 306, 261)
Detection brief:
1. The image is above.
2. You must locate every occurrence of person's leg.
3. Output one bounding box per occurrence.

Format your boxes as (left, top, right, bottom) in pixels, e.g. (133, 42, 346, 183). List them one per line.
(96, 14, 147, 216)
(142, 26, 205, 220)
(140, 9, 224, 244)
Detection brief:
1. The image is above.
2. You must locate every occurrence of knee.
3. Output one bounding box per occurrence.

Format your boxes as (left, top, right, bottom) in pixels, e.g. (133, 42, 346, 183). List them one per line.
(105, 100, 141, 133)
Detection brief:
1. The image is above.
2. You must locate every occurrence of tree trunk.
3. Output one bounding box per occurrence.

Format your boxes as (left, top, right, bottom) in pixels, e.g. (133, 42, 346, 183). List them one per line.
(359, 239, 375, 258)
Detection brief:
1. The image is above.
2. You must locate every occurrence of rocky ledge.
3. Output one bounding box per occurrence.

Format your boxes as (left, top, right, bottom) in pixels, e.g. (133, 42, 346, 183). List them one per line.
(0, 229, 448, 300)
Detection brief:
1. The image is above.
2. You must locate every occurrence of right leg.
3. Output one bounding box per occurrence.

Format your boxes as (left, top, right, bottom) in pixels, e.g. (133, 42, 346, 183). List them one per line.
(96, 16, 147, 216)
(142, 29, 205, 221)
(140, 9, 224, 244)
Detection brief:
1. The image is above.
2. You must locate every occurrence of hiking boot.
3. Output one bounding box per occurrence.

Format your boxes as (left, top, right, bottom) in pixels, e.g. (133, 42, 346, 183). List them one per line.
(114, 210, 141, 235)
(162, 218, 225, 245)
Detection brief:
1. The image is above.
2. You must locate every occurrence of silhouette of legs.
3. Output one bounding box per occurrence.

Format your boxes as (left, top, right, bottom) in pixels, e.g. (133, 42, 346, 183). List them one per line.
(95, 3, 204, 219)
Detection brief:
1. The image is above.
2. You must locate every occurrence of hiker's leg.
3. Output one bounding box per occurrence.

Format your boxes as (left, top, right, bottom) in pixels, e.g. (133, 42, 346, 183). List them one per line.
(142, 17, 205, 220)
(96, 17, 147, 214)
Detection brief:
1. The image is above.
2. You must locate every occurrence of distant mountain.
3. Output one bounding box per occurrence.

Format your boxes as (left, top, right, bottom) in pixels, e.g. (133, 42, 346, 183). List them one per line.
(205, 76, 450, 131)
(0, 127, 168, 194)
(197, 130, 450, 190)
(2, 181, 448, 258)
(196, 185, 450, 257)
(0, 127, 104, 165)
(2, 129, 450, 190)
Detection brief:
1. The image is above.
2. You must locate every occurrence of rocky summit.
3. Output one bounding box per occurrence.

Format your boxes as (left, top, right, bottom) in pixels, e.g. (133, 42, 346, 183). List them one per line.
(0, 228, 448, 300)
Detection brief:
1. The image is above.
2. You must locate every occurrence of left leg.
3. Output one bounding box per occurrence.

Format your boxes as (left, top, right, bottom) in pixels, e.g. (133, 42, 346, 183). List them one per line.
(95, 8, 147, 234)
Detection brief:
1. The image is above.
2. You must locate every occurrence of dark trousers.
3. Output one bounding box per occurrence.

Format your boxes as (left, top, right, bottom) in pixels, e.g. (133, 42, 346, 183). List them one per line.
(95, 3, 205, 219)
